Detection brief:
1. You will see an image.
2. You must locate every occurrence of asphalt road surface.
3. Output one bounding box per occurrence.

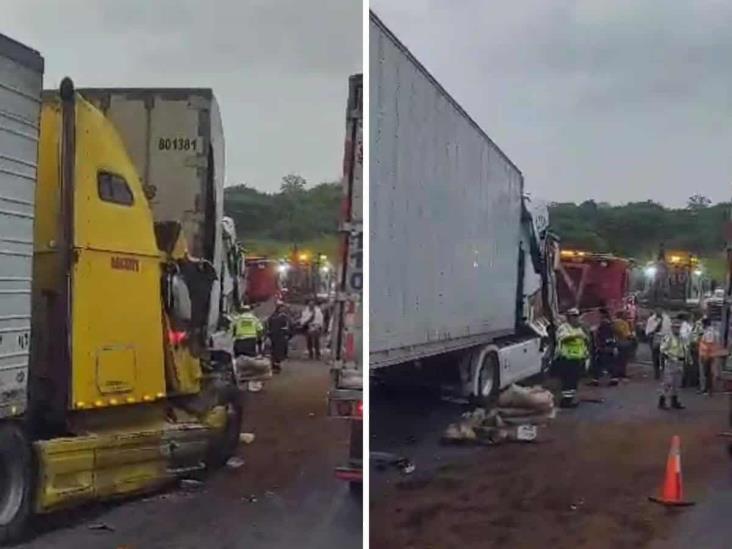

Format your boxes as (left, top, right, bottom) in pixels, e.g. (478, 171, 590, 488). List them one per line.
(371, 355, 732, 549)
(18, 345, 361, 548)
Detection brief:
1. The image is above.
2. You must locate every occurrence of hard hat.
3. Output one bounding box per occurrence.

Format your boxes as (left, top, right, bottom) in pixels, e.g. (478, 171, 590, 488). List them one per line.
(567, 308, 580, 317)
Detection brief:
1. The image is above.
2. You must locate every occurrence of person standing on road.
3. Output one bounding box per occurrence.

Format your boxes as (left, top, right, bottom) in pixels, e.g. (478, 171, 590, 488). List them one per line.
(613, 309, 635, 381)
(645, 309, 671, 380)
(267, 301, 290, 373)
(679, 313, 695, 388)
(300, 299, 324, 360)
(698, 317, 720, 396)
(591, 308, 619, 386)
(555, 308, 590, 408)
(658, 319, 687, 410)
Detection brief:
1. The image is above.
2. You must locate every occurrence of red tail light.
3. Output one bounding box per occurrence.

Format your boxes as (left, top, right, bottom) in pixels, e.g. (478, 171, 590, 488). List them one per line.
(344, 333, 355, 361)
(357, 401, 363, 417)
(168, 330, 187, 346)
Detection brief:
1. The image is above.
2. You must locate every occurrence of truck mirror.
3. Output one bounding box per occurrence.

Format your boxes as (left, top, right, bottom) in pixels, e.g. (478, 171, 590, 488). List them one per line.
(170, 273, 192, 322)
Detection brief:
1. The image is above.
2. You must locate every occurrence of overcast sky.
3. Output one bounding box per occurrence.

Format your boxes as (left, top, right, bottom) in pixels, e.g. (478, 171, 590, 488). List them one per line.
(371, 0, 732, 207)
(5, 0, 362, 192)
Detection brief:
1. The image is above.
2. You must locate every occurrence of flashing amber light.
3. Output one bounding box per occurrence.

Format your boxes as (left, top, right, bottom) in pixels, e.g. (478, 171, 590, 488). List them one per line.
(669, 255, 681, 263)
(298, 253, 309, 262)
(560, 250, 587, 258)
(168, 330, 187, 346)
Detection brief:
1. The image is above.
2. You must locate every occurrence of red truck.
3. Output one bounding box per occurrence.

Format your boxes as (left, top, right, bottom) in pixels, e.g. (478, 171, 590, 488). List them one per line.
(557, 250, 635, 328)
(244, 257, 281, 304)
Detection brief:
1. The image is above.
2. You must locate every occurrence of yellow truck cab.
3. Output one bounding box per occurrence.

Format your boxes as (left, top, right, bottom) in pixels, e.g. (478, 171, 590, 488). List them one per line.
(0, 34, 242, 543)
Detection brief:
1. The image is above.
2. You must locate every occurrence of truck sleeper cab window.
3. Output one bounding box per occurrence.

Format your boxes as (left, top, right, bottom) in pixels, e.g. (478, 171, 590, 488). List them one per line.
(98, 171, 134, 206)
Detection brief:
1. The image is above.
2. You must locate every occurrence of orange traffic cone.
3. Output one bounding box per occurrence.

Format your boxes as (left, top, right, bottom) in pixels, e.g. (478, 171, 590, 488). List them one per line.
(649, 435, 695, 507)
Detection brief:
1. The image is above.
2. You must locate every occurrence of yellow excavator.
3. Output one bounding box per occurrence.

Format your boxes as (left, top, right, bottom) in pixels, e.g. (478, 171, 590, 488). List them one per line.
(0, 34, 241, 543)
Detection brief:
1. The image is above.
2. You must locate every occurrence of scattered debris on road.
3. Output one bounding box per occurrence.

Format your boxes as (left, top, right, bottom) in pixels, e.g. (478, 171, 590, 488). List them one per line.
(226, 456, 245, 469)
(442, 385, 555, 445)
(248, 381, 264, 392)
(180, 479, 204, 490)
(88, 522, 115, 532)
(372, 451, 416, 475)
(240, 432, 256, 444)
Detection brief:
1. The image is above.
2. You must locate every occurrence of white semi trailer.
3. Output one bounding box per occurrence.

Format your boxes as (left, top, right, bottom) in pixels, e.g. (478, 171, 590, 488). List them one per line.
(370, 12, 558, 402)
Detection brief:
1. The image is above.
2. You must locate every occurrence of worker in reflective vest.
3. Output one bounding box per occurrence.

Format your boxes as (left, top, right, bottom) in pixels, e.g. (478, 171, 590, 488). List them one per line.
(556, 308, 590, 408)
(233, 306, 264, 357)
(659, 319, 687, 410)
(697, 317, 721, 396)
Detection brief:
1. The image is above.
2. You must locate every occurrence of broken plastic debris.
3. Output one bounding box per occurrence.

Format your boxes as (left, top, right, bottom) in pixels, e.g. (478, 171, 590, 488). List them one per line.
(398, 460, 416, 475)
(180, 479, 203, 490)
(240, 432, 256, 444)
(88, 523, 115, 532)
(516, 425, 538, 441)
(248, 381, 263, 392)
(226, 457, 245, 469)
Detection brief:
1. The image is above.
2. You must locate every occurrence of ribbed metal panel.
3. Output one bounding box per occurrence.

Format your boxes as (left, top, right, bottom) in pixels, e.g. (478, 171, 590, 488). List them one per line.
(370, 13, 523, 367)
(0, 34, 43, 412)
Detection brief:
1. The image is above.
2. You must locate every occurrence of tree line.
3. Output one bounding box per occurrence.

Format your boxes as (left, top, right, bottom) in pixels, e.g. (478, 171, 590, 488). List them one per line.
(549, 196, 730, 261)
(224, 174, 341, 244)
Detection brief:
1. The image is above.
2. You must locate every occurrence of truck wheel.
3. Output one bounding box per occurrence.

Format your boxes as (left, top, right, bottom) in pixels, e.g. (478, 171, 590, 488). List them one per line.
(0, 424, 34, 543)
(206, 388, 244, 469)
(475, 352, 500, 408)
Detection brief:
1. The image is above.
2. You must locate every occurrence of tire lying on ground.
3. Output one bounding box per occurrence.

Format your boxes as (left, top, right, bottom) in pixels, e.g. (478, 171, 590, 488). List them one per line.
(206, 387, 244, 469)
(0, 423, 34, 544)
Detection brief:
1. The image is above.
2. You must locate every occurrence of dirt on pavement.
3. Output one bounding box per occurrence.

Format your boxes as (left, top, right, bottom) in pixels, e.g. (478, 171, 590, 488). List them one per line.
(370, 364, 732, 549)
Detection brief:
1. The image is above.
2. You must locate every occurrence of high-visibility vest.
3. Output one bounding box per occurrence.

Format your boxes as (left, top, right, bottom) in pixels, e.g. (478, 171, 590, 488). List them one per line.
(557, 323, 589, 360)
(233, 313, 263, 339)
(699, 328, 720, 360)
(661, 335, 685, 361)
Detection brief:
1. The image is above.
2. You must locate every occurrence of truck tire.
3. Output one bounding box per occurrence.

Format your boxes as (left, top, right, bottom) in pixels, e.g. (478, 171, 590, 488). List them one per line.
(0, 424, 34, 544)
(475, 352, 500, 408)
(206, 388, 244, 469)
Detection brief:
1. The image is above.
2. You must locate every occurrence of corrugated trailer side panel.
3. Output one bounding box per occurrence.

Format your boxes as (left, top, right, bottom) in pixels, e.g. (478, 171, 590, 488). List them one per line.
(0, 35, 43, 414)
(79, 89, 224, 266)
(370, 14, 523, 367)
